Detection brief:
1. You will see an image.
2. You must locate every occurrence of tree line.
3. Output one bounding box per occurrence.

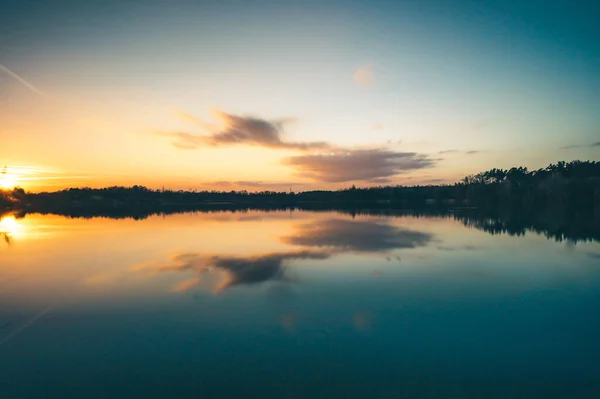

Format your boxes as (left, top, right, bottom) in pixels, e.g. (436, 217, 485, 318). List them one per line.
(1, 160, 599, 213)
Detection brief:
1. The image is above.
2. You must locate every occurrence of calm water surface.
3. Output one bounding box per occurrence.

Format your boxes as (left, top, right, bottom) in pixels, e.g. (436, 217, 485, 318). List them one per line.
(1, 211, 599, 398)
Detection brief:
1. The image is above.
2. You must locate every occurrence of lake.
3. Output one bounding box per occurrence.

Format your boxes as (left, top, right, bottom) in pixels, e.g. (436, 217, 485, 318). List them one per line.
(1, 210, 599, 398)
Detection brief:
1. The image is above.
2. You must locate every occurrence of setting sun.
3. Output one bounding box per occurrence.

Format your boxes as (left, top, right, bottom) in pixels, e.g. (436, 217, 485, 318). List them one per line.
(0, 1, 599, 396)
(0, 174, 16, 189)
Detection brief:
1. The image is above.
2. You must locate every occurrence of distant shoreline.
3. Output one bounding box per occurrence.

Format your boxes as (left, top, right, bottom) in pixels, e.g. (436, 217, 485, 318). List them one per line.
(1, 161, 599, 218)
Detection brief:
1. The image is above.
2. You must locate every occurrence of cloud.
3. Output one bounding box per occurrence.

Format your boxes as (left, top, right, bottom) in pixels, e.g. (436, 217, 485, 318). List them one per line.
(233, 180, 304, 189)
(369, 177, 393, 184)
(373, 123, 383, 130)
(137, 250, 332, 293)
(200, 180, 305, 191)
(438, 149, 480, 155)
(160, 109, 330, 151)
(560, 141, 600, 150)
(0, 63, 44, 96)
(170, 109, 215, 130)
(282, 149, 435, 183)
(202, 180, 234, 188)
(423, 178, 445, 183)
(234, 181, 264, 188)
(354, 64, 374, 86)
(281, 218, 433, 252)
(161, 109, 436, 184)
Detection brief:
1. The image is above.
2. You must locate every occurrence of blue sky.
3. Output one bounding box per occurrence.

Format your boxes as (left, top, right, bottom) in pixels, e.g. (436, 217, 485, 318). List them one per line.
(0, 0, 598, 190)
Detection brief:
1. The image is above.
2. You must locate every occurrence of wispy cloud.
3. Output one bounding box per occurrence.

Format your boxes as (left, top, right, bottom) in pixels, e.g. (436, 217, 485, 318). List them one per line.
(1, 165, 110, 183)
(160, 109, 437, 184)
(283, 149, 435, 183)
(233, 181, 304, 189)
(4, 165, 111, 184)
(423, 178, 446, 183)
(0, 63, 44, 96)
(438, 149, 481, 155)
(369, 177, 393, 184)
(199, 180, 305, 191)
(560, 142, 600, 150)
(159, 109, 330, 151)
(438, 150, 459, 154)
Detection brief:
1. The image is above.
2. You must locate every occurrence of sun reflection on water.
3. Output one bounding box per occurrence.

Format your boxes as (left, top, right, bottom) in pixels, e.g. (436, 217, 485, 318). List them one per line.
(0, 215, 24, 241)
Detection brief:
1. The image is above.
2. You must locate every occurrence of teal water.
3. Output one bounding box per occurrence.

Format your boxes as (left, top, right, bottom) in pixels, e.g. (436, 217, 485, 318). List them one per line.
(0, 211, 599, 398)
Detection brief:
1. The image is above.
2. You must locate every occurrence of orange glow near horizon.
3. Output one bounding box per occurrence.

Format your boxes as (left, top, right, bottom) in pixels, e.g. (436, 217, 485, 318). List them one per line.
(0, 174, 17, 189)
(0, 161, 462, 193)
(0, 210, 491, 304)
(0, 215, 24, 239)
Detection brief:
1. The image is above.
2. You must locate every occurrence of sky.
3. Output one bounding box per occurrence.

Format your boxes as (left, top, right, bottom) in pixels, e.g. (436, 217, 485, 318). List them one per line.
(1, 0, 599, 192)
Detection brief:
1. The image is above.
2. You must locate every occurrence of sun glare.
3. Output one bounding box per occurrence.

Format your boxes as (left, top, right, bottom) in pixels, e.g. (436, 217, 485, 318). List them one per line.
(0, 215, 23, 239)
(0, 174, 17, 189)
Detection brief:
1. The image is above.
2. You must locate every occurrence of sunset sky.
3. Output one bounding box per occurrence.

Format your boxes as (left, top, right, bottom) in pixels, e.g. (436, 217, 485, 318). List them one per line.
(1, 0, 599, 192)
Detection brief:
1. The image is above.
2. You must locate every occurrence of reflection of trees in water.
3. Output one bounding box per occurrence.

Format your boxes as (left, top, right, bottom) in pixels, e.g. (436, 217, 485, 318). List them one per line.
(339, 208, 600, 243)
(0, 231, 10, 245)
(0, 213, 14, 246)
(24, 206, 294, 221)
(12, 204, 600, 244)
(453, 209, 600, 243)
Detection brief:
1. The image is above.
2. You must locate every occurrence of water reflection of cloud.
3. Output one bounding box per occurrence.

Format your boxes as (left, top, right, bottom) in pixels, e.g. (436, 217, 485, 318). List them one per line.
(281, 219, 433, 253)
(135, 250, 332, 293)
(172, 277, 202, 292)
(133, 218, 433, 294)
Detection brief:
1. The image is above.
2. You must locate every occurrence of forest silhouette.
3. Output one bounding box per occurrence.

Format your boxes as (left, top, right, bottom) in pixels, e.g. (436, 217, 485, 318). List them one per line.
(2, 160, 598, 212)
(2, 160, 599, 243)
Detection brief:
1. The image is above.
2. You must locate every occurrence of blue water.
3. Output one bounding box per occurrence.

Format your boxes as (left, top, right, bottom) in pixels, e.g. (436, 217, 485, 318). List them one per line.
(0, 211, 599, 398)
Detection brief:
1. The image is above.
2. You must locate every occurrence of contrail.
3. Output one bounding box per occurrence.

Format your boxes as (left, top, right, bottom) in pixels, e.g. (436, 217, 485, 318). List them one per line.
(0, 306, 52, 346)
(0, 63, 45, 96)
